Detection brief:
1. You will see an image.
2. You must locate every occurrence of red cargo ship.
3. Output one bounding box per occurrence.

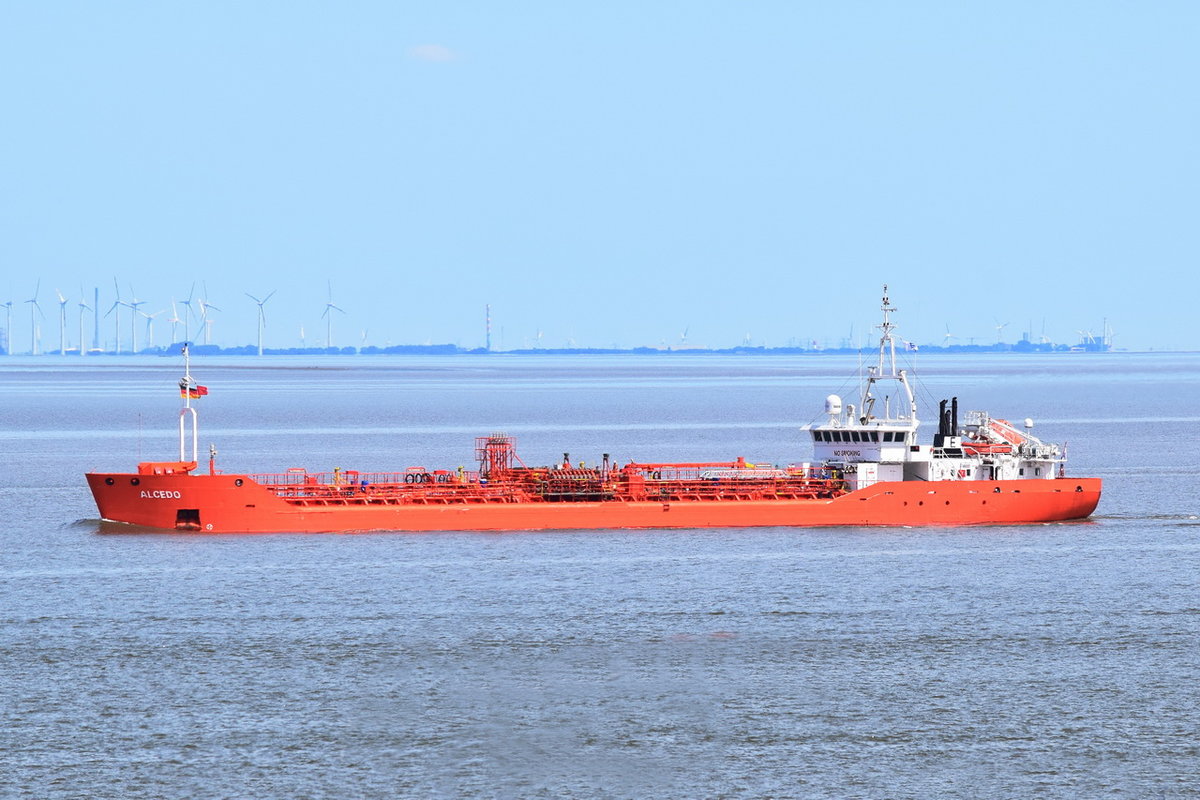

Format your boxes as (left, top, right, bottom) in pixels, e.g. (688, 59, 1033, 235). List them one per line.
(86, 289, 1101, 532)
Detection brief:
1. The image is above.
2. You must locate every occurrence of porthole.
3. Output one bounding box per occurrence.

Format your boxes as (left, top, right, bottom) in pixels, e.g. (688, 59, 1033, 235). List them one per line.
(130, 477, 140, 486)
(234, 479, 244, 487)
(104, 477, 115, 486)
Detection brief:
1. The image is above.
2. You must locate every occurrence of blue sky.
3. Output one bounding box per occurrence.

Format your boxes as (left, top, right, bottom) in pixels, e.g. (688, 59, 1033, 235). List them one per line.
(2, 2, 1196, 351)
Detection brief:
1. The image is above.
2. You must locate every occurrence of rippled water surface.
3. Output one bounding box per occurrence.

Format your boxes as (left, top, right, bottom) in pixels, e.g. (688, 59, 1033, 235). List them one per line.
(2, 353, 1198, 798)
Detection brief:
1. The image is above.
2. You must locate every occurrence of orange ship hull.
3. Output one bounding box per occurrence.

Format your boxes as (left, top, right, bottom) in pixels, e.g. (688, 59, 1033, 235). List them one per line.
(86, 471, 1102, 533)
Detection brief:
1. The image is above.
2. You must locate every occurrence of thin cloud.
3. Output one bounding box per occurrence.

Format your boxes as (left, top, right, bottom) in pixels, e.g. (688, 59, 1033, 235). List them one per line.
(408, 44, 458, 63)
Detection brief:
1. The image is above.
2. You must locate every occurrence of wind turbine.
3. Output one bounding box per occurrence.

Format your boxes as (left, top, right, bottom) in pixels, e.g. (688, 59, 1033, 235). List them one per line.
(321, 282, 345, 349)
(993, 318, 1009, 344)
(943, 324, 956, 347)
(25, 281, 44, 355)
(179, 282, 196, 343)
(246, 290, 275, 356)
(198, 285, 221, 345)
(126, 285, 145, 353)
(55, 289, 69, 355)
(77, 291, 92, 356)
(139, 309, 164, 350)
(92, 287, 100, 350)
(3, 299, 12, 355)
(168, 300, 182, 344)
(105, 279, 123, 354)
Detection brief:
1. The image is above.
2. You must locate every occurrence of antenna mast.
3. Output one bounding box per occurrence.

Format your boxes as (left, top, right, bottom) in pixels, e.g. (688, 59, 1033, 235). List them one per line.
(878, 285, 897, 379)
(859, 284, 918, 425)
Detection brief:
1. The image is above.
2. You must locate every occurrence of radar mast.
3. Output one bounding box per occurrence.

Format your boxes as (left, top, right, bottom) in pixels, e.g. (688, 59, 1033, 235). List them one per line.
(859, 285, 917, 425)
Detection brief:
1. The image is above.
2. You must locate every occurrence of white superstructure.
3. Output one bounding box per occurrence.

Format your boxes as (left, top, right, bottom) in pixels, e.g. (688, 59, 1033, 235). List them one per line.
(806, 286, 1066, 491)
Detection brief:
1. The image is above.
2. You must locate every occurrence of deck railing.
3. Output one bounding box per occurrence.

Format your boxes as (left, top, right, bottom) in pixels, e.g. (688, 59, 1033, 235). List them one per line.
(248, 463, 846, 502)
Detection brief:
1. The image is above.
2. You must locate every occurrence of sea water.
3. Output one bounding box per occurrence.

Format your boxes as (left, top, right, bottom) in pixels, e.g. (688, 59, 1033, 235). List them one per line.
(1, 353, 1197, 798)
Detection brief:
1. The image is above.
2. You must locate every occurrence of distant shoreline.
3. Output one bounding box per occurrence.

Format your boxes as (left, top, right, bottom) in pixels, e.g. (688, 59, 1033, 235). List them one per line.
(0, 343, 1145, 357)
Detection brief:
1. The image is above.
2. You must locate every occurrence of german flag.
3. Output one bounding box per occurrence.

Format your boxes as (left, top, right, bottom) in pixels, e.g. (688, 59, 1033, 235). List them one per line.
(180, 385, 209, 399)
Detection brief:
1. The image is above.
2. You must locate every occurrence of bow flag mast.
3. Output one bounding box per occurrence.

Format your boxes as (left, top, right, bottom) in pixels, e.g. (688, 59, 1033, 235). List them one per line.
(178, 344, 209, 401)
(177, 343, 204, 465)
(180, 341, 191, 405)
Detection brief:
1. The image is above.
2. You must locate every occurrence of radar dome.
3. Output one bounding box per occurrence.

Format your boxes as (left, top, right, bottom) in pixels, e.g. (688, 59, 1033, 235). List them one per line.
(1024, 418, 1034, 429)
(825, 394, 843, 415)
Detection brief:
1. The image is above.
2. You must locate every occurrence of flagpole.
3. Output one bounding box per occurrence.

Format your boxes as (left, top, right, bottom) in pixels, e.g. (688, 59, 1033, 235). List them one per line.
(182, 342, 192, 411)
